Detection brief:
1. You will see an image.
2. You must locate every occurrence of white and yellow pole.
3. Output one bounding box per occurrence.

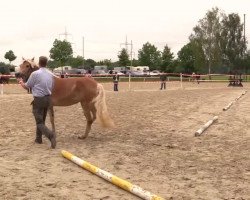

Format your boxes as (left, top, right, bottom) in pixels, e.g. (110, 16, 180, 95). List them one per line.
(61, 150, 164, 200)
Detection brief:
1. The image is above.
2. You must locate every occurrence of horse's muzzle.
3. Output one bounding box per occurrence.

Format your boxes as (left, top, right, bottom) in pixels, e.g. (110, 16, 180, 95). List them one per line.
(15, 72, 22, 78)
(15, 72, 28, 82)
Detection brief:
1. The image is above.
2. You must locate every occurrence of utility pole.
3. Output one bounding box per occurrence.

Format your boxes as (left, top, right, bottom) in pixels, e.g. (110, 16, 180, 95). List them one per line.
(243, 14, 247, 76)
(130, 40, 133, 67)
(120, 36, 134, 67)
(58, 27, 74, 74)
(59, 27, 72, 41)
(82, 37, 84, 59)
(58, 27, 75, 53)
(120, 35, 130, 51)
(82, 36, 85, 67)
(244, 14, 246, 53)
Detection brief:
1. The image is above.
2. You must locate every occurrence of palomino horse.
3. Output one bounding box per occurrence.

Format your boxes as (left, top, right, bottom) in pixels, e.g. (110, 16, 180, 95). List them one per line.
(17, 58, 114, 139)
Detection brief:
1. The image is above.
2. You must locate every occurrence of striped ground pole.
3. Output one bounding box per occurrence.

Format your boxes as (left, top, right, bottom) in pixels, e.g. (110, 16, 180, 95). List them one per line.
(61, 150, 164, 200)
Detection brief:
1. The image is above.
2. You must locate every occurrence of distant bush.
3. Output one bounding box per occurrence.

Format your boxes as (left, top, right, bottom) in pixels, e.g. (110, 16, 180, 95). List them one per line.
(0, 66, 10, 74)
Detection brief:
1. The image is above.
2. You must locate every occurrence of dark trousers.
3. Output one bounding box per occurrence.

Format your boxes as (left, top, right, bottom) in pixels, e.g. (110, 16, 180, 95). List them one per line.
(160, 81, 166, 90)
(32, 96, 53, 141)
(114, 81, 118, 91)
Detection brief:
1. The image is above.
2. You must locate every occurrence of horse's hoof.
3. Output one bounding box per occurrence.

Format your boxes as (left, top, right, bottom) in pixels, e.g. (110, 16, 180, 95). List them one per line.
(78, 136, 86, 140)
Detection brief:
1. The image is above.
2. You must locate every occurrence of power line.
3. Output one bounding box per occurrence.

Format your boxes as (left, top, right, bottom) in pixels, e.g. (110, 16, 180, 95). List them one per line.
(120, 36, 135, 66)
(59, 27, 72, 41)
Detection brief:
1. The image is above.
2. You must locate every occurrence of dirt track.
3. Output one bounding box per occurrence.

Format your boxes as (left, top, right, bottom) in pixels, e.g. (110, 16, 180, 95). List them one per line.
(0, 82, 249, 200)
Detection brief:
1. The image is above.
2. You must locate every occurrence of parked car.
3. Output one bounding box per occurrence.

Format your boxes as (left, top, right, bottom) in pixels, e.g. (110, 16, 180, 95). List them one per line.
(91, 70, 107, 75)
(108, 70, 125, 75)
(149, 70, 161, 76)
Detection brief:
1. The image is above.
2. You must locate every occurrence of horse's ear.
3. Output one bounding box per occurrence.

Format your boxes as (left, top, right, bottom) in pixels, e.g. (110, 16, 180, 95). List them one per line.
(31, 57, 34, 61)
(22, 57, 25, 61)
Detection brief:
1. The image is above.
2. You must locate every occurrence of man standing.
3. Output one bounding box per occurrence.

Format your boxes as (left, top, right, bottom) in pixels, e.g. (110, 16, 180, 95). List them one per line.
(160, 72, 167, 90)
(18, 56, 56, 149)
(113, 72, 119, 91)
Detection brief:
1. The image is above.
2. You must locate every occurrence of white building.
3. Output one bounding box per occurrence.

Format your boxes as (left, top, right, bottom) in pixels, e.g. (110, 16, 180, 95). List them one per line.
(129, 66, 149, 73)
(54, 66, 72, 71)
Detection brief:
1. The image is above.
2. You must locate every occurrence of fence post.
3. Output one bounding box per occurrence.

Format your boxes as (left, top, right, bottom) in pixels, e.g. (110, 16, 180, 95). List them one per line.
(180, 73, 183, 89)
(1, 84, 3, 95)
(128, 73, 131, 91)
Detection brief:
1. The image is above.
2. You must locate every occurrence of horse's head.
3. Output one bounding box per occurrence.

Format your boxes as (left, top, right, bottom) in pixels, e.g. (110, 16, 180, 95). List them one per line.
(16, 57, 39, 82)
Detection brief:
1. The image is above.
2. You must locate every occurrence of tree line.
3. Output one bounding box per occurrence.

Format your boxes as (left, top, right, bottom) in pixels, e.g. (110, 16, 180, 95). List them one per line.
(1, 7, 250, 74)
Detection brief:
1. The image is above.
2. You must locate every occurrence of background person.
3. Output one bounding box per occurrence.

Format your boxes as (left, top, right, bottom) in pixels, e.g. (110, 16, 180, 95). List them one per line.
(113, 72, 119, 91)
(160, 72, 167, 90)
(18, 56, 56, 149)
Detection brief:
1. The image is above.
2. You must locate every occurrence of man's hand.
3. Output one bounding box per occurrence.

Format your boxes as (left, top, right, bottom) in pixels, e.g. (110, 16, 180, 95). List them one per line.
(17, 78, 28, 90)
(17, 78, 23, 84)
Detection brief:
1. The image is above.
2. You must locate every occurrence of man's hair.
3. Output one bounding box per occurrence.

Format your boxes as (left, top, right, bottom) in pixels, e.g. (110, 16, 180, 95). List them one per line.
(39, 56, 48, 67)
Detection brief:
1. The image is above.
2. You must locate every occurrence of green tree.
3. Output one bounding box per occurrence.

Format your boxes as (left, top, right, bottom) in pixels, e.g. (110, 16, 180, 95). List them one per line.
(161, 44, 174, 72)
(4, 50, 16, 65)
(118, 48, 130, 66)
(49, 39, 73, 66)
(138, 42, 161, 70)
(221, 13, 246, 71)
(97, 59, 112, 68)
(109, 61, 119, 68)
(84, 59, 96, 69)
(131, 59, 139, 67)
(0, 62, 10, 68)
(166, 59, 179, 73)
(178, 43, 195, 73)
(190, 7, 223, 74)
(47, 60, 60, 69)
(190, 39, 206, 73)
(245, 51, 250, 73)
(67, 56, 84, 68)
(0, 65, 10, 74)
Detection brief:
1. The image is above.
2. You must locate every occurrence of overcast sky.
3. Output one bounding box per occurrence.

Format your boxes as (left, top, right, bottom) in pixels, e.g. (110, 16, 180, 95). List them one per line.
(0, 0, 249, 65)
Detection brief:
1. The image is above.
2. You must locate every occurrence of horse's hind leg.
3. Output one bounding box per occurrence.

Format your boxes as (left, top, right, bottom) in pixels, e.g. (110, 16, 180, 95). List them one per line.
(78, 102, 93, 139)
(90, 102, 97, 123)
(48, 106, 55, 133)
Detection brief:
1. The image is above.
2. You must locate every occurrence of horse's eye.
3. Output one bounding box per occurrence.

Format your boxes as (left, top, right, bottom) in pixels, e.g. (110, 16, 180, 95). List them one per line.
(26, 65, 29, 68)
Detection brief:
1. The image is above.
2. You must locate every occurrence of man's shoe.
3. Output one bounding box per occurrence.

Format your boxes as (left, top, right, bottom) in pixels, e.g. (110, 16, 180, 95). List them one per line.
(35, 138, 42, 144)
(49, 133, 56, 149)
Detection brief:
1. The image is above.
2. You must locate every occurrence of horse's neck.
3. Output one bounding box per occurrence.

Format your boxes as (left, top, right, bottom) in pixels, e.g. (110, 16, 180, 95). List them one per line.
(31, 67, 39, 73)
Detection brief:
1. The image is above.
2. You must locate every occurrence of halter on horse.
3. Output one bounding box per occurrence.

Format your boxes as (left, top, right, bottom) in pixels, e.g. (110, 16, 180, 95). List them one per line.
(17, 58, 114, 139)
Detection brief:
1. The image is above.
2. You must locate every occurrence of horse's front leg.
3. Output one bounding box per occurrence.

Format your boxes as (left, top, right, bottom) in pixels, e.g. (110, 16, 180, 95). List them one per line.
(48, 105, 55, 133)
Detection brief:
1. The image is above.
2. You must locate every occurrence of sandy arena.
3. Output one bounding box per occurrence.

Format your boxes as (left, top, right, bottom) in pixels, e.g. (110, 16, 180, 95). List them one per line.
(0, 81, 249, 200)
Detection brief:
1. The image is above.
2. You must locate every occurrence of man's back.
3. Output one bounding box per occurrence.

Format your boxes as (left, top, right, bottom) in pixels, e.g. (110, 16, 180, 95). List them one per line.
(26, 68, 53, 97)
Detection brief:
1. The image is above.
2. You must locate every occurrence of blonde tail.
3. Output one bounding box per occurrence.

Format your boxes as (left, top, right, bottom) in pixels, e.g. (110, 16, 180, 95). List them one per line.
(94, 84, 115, 128)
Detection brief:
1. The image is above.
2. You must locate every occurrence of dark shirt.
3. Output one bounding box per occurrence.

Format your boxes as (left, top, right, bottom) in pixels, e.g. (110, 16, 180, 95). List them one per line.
(160, 74, 167, 81)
